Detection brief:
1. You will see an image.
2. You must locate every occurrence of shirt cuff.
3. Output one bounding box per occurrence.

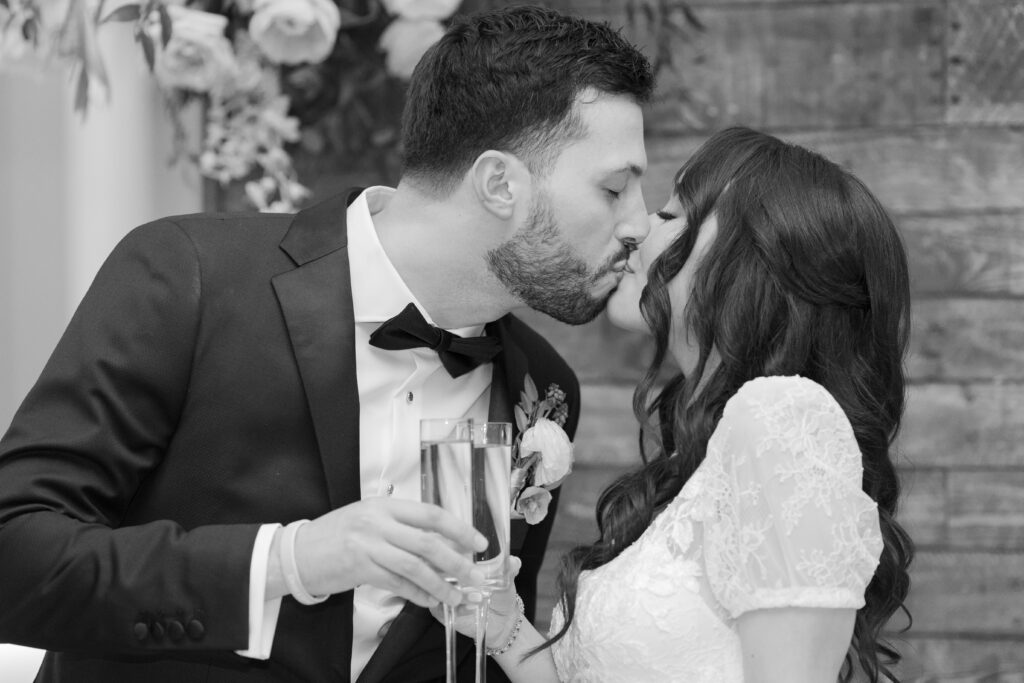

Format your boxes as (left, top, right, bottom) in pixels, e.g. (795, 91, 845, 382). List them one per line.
(235, 523, 283, 659)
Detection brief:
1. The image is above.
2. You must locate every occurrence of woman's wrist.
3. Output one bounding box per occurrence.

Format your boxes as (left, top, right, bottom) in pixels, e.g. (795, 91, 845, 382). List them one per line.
(487, 594, 525, 657)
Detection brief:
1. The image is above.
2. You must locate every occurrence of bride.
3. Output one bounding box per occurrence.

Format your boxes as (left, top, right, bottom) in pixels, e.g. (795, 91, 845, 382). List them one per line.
(438, 126, 915, 682)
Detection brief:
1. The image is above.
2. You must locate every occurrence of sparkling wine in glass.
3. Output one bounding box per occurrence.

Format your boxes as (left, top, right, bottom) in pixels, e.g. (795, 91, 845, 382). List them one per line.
(421, 419, 512, 683)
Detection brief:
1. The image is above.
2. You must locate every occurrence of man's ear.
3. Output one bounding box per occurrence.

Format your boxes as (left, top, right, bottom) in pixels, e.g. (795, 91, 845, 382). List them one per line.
(470, 151, 530, 220)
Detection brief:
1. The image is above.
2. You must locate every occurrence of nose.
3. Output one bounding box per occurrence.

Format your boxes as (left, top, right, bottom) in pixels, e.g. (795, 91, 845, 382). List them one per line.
(616, 187, 651, 246)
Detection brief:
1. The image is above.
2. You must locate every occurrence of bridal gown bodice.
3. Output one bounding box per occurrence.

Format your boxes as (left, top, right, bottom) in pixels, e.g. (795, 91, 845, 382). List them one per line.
(549, 376, 884, 682)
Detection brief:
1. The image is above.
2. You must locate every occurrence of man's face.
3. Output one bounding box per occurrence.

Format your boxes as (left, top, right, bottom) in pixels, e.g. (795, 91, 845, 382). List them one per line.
(486, 91, 649, 324)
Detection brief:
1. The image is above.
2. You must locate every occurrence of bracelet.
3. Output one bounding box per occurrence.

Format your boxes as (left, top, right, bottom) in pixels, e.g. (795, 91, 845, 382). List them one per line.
(486, 594, 525, 657)
(280, 520, 328, 606)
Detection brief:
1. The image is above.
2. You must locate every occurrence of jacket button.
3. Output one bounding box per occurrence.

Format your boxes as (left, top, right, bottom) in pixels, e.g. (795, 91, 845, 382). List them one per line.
(132, 622, 149, 641)
(150, 621, 165, 639)
(167, 619, 185, 642)
(187, 619, 205, 640)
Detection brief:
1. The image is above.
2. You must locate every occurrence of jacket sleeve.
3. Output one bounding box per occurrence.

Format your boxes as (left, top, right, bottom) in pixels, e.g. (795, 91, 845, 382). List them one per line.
(0, 220, 258, 653)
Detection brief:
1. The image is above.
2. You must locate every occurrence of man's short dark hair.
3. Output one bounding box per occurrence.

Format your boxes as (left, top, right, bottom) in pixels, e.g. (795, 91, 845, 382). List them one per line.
(400, 5, 654, 194)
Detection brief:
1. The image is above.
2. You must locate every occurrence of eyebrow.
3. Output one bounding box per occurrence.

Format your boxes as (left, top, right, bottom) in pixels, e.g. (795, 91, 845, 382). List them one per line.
(604, 164, 646, 179)
(620, 164, 645, 177)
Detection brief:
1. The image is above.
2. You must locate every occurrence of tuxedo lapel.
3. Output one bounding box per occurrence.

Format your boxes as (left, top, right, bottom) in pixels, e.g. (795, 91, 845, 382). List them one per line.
(272, 189, 364, 509)
(487, 317, 532, 553)
(486, 316, 528, 429)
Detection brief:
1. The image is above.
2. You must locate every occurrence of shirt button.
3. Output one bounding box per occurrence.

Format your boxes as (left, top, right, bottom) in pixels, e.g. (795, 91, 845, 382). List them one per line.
(384, 483, 395, 496)
(406, 392, 414, 404)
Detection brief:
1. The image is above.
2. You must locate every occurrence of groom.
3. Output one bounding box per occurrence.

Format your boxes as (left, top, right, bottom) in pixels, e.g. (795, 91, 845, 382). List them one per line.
(0, 6, 652, 683)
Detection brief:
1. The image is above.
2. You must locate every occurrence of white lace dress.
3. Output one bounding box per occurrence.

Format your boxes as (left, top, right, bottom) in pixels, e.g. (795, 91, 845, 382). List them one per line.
(549, 375, 884, 682)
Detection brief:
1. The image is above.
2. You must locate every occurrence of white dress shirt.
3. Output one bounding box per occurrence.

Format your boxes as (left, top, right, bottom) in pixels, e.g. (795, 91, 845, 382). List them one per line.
(238, 187, 493, 682)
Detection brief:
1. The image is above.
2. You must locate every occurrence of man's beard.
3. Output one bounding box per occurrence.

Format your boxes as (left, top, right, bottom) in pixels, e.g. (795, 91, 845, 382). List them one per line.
(486, 191, 629, 325)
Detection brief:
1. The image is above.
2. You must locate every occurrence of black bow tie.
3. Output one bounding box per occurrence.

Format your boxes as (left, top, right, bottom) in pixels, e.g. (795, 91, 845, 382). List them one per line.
(369, 303, 502, 378)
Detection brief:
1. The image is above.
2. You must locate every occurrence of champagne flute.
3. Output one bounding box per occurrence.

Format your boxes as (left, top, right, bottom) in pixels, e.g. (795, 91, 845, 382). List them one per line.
(468, 421, 513, 683)
(421, 419, 512, 683)
(420, 418, 472, 683)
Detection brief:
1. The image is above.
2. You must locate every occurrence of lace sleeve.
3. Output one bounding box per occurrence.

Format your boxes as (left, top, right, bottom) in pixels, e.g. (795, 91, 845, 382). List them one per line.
(700, 376, 884, 619)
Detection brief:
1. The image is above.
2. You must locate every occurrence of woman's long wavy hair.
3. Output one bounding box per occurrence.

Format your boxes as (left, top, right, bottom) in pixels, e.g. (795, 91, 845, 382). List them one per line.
(543, 127, 915, 681)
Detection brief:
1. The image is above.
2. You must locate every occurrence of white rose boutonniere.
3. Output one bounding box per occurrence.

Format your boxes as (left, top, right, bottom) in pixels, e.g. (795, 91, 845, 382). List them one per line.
(249, 0, 341, 66)
(511, 374, 573, 525)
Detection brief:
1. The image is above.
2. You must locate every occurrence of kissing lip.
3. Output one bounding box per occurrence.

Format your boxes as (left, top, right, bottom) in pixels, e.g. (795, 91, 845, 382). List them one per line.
(611, 261, 635, 275)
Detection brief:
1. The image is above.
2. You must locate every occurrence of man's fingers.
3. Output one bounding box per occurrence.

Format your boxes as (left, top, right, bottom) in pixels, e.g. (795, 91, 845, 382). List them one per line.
(371, 547, 465, 607)
(368, 560, 442, 608)
(387, 500, 487, 554)
(385, 526, 485, 588)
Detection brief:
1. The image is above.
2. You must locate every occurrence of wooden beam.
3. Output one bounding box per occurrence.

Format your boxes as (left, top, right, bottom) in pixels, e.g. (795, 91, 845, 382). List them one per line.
(901, 211, 1024, 298)
(644, 127, 1024, 216)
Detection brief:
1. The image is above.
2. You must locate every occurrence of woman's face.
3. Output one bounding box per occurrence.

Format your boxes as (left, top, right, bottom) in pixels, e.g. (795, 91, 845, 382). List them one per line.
(606, 193, 719, 375)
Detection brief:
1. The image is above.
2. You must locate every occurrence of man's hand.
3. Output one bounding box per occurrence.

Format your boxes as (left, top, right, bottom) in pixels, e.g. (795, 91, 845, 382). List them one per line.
(268, 498, 488, 607)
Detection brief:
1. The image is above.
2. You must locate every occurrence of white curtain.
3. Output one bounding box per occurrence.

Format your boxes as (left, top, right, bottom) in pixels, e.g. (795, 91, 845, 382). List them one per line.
(0, 23, 202, 678)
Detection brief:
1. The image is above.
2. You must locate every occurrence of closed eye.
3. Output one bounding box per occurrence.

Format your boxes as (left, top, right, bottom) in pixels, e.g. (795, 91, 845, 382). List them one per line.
(656, 210, 677, 221)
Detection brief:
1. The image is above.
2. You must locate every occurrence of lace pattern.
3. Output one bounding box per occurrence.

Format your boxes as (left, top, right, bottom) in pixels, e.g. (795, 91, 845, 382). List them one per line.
(549, 376, 883, 682)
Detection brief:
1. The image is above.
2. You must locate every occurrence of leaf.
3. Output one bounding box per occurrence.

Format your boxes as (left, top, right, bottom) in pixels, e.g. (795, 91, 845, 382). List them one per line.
(59, 0, 110, 99)
(140, 31, 155, 71)
(514, 405, 529, 432)
(523, 374, 538, 404)
(21, 17, 38, 44)
(541, 397, 556, 417)
(73, 68, 89, 114)
(158, 2, 172, 48)
(101, 4, 141, 24)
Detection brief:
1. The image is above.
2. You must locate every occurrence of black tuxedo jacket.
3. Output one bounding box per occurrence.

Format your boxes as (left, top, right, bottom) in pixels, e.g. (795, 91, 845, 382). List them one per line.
(0, 190, 580, 682)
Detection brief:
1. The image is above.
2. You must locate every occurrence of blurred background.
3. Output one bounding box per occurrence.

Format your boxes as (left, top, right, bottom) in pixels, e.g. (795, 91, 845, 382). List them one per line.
(2, 0, 1022, 681)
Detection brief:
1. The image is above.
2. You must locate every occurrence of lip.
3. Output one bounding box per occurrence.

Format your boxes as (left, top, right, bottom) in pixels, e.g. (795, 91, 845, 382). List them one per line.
(611, 261, 634, 275)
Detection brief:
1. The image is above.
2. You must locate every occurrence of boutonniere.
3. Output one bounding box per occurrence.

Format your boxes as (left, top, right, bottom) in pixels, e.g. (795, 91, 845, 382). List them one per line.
(510, 374, 573, 525)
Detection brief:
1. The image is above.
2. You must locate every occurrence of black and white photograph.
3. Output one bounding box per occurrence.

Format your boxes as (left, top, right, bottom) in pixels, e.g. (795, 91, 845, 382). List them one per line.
(1, 1, 1022, 681)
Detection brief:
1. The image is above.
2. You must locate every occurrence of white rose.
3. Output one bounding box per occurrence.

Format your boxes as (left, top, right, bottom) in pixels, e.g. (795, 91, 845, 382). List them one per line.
(249, 0, 340, 65)
(381, 0, 460, 21)
(378, 17, 444, 80)
(515, 486, 552, 525)
(153, 6, 239, 93)
(520, 418, 573, 488)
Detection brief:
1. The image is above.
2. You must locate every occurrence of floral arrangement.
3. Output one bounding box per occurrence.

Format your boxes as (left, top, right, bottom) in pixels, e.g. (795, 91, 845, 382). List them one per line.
(0, 0, 462, 212)
(511, 374, 573, 525)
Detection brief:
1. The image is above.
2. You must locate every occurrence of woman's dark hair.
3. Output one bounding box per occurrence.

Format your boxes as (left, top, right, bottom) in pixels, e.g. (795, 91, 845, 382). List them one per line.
(400, 5, 654, 194)
(545, 127, 915, 682)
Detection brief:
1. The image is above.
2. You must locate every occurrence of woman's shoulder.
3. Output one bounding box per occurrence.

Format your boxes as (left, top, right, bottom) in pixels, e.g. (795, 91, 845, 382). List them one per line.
(714, 375, 859, 467)
(721, 375, 847, 430)
(726, 374, 834, 408)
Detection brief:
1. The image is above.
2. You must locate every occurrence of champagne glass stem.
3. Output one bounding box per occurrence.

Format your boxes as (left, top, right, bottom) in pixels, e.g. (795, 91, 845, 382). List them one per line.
(444, 602, 457, 683)
(474, 593, 491, 683)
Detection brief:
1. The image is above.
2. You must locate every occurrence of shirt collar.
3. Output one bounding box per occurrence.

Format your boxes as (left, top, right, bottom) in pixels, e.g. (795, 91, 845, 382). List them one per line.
(348, 187, 485, 338)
